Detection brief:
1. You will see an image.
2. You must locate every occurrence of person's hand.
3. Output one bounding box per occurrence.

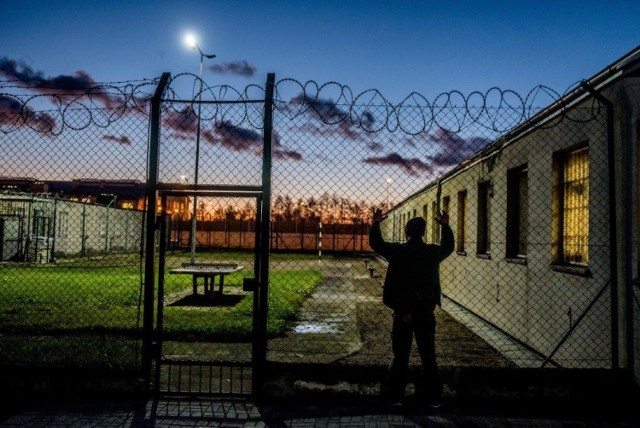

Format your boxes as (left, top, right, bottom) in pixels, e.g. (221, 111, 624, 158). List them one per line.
(435, 210, 449, 225)
(373, 208, 385, 222)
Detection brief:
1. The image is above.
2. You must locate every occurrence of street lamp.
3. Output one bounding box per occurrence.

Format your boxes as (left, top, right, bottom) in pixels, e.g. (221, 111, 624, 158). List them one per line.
(185, 33, 216, 264)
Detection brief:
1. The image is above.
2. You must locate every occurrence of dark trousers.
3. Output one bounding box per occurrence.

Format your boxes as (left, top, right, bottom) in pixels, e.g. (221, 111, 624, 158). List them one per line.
(385, 308, 442, 399)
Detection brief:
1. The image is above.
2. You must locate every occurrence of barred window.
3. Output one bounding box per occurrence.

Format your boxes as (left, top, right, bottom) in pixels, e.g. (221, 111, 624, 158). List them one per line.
(477, 181, 491, 255)
(32, 209, 50, 236)
(457, 190, 467, 253)
(57, 211, 68, 238)
(506, 165, 528, 258)
(553, 146, 589, 265)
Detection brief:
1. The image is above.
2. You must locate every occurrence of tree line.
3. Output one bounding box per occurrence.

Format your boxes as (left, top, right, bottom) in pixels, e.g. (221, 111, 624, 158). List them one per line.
(192, 193, 386, 224)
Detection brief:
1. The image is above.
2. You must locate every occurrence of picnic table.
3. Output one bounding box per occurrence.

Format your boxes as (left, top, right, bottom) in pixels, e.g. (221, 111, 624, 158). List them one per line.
(169, 263, 244, 299)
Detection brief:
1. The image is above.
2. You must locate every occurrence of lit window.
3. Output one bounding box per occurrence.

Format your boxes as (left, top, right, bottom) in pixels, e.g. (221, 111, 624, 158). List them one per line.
(506, 165, 528, 258)
(553, 146, 589, 265)
(120, 201, 134, 210)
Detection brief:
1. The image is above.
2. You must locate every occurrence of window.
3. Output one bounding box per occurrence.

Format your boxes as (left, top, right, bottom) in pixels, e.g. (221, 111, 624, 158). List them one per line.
(477, 181, 491, 256)
(32, 209, 50, 236)
(57, 212, 68, 238)
(506, 165, 528, 258)
(457, 190, 467, 253)
(442, 196, 450, 216)
(553, 146, 589, 265)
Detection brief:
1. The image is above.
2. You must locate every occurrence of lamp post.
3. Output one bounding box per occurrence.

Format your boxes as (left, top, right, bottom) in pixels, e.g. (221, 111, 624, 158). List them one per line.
(185, 33, 216, 264)
(385, 177, 392, 210)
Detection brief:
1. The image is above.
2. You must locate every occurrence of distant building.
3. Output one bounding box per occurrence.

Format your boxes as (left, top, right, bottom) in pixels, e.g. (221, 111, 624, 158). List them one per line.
(0, 178, 190, 219)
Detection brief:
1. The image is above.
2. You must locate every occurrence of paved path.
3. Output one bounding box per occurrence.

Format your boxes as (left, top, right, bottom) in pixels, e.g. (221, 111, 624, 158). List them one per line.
(269, 260, 363, 364)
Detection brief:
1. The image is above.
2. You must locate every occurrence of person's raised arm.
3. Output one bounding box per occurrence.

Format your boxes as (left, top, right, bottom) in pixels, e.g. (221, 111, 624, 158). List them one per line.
(435, 211, 454, 261)
(369, 209, 390, 257)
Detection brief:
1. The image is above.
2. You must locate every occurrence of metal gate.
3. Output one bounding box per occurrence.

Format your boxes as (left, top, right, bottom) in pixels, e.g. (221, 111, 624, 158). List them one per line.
(154, 192, 264, 396)
(142, 73, 275, 397)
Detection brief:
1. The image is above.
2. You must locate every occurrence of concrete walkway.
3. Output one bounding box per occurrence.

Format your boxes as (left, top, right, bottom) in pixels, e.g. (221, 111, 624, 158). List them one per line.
(269, 260, 363, 364)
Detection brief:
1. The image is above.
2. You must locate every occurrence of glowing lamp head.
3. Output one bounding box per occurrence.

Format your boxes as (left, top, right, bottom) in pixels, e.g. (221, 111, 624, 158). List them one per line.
(185, 33, 198, 50)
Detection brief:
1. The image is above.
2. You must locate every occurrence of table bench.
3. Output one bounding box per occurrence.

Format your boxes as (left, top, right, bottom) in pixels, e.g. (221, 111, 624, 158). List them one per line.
(169, 263, 244, 299)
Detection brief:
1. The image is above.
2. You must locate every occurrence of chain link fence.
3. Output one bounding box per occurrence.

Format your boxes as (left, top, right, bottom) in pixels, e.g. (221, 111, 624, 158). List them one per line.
(0, 79, 156, 369)
(0, 73, 636, 383)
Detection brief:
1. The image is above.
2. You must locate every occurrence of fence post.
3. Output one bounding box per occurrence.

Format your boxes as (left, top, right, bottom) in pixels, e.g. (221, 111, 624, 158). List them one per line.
(254, 72, 275, 398)
(581, 83, 619, 370)
(142, 72, 170, 391)
(81, 204, 86, 257)
(50, 198, 57, 263)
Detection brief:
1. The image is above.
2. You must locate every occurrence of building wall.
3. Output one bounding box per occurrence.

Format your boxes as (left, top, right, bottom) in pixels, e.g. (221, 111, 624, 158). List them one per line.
(379, 83, 637, 368)
(613, 78, 640, 382)
(0, 194, 144, 259)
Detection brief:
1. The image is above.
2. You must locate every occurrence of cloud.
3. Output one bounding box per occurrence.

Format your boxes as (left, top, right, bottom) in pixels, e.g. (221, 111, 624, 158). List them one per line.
(208, 60, 257, 77)
(425, 127, 492, 167)
(211, 120, 262, 152)
(290, 93, 364, 141)
(103, 134, 131, 145)
(290, 94, 347, 122)
(363, 152, 433, 176)
(367, 141, 384, 152)
(0, 56, 124, 107)
(273, 149, 303, 161)
(0, 94, 56, 133)
(162, 106, 198, 137)
(163, 110, 303, 161)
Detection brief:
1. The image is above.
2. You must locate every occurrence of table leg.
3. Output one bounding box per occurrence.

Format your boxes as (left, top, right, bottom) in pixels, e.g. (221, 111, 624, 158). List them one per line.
(219, 274, 225, 295)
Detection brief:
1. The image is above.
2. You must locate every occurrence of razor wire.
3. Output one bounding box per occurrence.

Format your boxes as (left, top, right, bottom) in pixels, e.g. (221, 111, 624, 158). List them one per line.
(1, 74, 606, 140)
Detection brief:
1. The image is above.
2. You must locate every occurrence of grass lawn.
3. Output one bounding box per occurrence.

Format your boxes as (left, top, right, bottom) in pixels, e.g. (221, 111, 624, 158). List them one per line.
(0, 251, 323, 366)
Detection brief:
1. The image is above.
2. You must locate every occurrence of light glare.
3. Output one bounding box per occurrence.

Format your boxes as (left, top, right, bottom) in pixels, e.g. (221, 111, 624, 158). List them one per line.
(185, 33, 197, 49)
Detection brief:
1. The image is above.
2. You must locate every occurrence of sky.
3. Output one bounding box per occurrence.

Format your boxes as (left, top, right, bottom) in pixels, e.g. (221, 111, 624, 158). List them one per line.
(1, 0, 638, 99)
(1, 0, 639, 204)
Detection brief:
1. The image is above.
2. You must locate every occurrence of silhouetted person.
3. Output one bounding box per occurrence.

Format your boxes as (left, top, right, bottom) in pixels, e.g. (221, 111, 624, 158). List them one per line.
(369, 208, 454, 403)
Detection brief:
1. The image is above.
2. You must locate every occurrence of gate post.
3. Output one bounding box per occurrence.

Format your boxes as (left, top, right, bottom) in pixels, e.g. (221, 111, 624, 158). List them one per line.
(254, 73, 275, 397)
(142, 72, 170, 391)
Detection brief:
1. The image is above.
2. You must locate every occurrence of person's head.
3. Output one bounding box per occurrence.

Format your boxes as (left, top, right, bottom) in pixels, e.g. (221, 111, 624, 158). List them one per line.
(405, 217, 426, 240)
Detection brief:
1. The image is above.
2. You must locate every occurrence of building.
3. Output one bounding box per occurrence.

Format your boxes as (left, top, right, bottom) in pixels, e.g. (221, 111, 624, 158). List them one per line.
(380, 46, 640, 380)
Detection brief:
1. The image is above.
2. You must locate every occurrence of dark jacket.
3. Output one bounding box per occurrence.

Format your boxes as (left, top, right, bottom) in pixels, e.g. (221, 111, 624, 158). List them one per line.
(369, 221, 454, 313)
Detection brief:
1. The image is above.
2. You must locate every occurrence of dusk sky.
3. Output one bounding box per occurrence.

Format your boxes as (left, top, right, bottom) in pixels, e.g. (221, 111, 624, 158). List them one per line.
(1, 0, 638, 100)
(1, 1, 639, 204)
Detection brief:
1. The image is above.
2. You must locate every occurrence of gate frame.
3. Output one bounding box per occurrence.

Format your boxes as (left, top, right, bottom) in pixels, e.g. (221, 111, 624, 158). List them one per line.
(142, 72, 276, 396)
